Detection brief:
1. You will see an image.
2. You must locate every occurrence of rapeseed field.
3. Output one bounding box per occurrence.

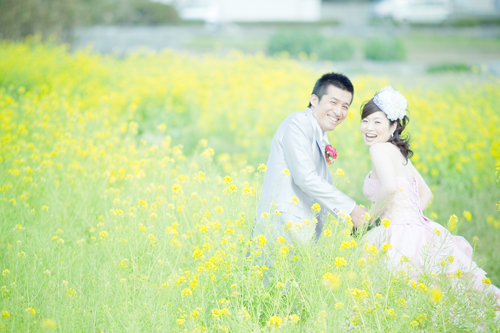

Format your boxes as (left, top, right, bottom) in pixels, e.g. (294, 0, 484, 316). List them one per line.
(1, 38, 499, 331)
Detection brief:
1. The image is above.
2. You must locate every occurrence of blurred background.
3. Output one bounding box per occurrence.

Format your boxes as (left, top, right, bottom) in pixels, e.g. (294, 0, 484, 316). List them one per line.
(1, 0, 500, 77)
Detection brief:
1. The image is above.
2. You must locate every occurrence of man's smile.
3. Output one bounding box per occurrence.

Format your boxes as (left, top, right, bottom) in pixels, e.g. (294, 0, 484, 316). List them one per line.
(327, 113, 340, 124)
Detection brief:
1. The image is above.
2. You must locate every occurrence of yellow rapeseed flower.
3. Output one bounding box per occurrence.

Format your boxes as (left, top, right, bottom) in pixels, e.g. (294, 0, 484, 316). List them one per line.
(25, 308, 36, 316)
(385, 308, 396, 319)
(181, 288, 192, 297)
(311, 203, 321, 213)
(417, 283, 427, 292)
(172, 184, 182, 193)
(157, 123, 167, 132)
(268, 316, 282, 328)
(67, 288, 77, 298)
(257, 164, 267, 172)
(347, 288, 369, 301)
(223, 185, 237, 194)
(463, 210, 472, 221)
(99, 231, 108, 239)
(416, 313, 428, 323)
(199, 138, 208, 147)
(192, 247, 203, 260)
(334, 257, 346, 267)
(358, 258, 366, 267)
(340, 241, 351, 249)
(365, 245, 377, 256)
(382, 243, 392, 252)
(211, 308, 230, 319)
(281, 168, 290, 176)
(112, 209, 123, 216)
(119, 258, 129, 268)
(429, 288, 442, 302)
(291, 196, 299, 205)
(447, 214, 458, 232)
(2, 310, 9, 318)
(482, 277, 491, 285)
(191, 308, 201, 319)
(382, 218, 390, 227)
(240, 307, 251, 319)
(288, 314, 300, 324)
(257, 235, 266, 247)
(201, 148, 215, 158)
(322, 272, 341, 290)
(280, 245, 289, 257)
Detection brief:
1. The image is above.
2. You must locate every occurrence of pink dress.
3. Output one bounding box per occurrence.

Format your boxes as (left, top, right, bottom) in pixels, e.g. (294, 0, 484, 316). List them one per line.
(363, 172, 500, 301)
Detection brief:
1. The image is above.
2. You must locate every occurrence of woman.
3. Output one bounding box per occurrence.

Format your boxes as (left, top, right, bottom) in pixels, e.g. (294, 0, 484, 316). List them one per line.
(359, 86, 500, 304)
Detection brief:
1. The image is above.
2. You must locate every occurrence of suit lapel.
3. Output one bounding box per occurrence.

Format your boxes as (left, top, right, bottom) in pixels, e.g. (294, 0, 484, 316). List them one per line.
(305, 110, 327, 162)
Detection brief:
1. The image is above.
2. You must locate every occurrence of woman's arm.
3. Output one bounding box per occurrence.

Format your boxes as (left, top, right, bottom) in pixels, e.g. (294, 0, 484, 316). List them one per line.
(411, 163, 433, 211)
(368, 143, 398, 220)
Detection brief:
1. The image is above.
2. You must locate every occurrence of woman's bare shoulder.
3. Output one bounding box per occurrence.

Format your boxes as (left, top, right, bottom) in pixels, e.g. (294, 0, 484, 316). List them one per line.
(369, 142, 397, 156)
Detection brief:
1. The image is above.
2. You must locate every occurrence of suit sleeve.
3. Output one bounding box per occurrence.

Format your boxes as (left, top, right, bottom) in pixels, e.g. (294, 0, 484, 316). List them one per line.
(282, 117, 356, 216)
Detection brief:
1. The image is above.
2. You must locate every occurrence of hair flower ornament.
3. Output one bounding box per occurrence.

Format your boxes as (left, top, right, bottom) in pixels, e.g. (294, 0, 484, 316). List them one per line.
(373, 86, 407, 121)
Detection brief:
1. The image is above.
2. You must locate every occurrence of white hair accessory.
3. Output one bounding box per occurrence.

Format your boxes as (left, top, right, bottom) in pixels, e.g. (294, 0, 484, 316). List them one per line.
(373, 86, 407, 121)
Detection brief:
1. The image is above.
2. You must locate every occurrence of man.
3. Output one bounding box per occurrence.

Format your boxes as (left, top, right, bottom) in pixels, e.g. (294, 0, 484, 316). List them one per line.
(255, 72, 367, 244)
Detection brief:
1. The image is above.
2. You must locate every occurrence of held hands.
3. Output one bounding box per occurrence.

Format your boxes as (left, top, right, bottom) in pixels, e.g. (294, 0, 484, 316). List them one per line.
(350, 205, 368, 229)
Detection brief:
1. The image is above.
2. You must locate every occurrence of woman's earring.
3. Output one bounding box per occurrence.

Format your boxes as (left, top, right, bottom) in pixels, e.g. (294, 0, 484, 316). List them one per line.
(391, 132, 394, 138)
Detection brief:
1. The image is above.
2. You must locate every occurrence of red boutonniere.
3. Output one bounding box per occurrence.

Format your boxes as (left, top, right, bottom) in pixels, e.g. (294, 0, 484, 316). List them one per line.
(325, 144, 337, 165)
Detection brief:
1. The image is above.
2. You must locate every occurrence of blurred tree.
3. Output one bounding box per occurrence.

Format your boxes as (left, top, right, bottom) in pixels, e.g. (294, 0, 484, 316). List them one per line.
(0, 0, 78, 40)
(0, 0, 180, 41)
(79, 0, 180, 25)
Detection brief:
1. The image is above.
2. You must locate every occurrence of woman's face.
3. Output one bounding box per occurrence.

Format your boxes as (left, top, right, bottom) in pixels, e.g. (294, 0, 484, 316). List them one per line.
(360, 111, 397, 147)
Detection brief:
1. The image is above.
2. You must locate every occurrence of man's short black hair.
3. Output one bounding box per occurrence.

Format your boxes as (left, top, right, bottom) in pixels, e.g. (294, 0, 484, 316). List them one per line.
(308, 72, 354, 107)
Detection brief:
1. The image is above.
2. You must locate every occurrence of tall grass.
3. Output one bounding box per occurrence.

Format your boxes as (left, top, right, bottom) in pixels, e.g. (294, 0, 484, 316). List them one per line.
(0, 39, 499, 331)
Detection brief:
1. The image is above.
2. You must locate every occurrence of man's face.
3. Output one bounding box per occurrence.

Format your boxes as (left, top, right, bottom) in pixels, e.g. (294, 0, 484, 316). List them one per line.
(310, 85, 352, 133)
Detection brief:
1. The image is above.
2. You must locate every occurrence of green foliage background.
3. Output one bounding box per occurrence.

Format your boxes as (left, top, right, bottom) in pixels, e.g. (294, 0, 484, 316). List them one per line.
(0, 0, 180, 40)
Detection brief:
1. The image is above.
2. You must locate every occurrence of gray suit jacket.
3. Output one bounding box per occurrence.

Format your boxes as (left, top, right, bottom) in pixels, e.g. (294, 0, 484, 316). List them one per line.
(255, 108, 356, 242)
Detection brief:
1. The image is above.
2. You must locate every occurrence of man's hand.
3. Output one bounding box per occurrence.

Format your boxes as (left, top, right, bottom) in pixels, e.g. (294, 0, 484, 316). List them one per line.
(350, 205, 368, 229)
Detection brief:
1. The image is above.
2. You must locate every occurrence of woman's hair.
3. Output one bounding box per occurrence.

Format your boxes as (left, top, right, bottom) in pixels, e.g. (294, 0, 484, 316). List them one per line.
(361, 98, 413, 162)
